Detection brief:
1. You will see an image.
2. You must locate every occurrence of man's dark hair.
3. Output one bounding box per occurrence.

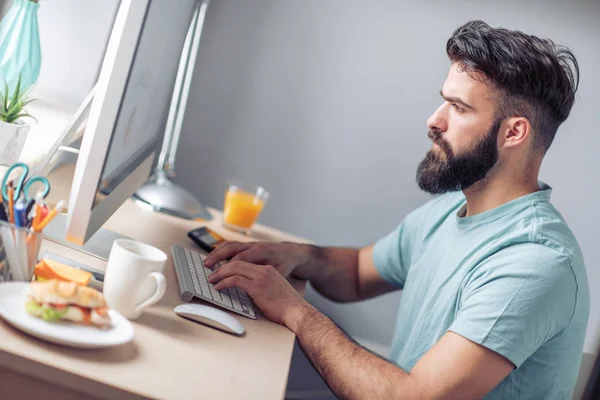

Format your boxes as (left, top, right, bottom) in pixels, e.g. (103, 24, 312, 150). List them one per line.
(446, 20, 579, 154)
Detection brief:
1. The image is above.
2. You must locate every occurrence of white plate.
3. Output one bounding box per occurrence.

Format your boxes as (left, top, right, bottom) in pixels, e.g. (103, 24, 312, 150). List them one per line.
(0, 282, 134, 349)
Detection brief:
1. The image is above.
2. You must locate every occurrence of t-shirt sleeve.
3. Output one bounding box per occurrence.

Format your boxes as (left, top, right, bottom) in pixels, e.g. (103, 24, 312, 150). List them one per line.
(372, 211, 419, 288)
(448, 244, 578, 368)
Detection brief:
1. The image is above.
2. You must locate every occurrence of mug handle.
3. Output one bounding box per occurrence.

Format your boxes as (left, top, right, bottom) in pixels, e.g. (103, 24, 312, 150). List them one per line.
(135, 272, 167, 314)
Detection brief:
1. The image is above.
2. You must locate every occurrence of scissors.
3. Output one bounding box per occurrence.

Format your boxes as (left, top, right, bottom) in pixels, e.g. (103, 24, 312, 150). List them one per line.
(1, 162, 51, 203)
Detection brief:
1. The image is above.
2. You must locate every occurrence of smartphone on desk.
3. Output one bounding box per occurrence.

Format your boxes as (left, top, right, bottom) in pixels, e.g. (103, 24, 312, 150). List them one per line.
(187, 227, 225, 253)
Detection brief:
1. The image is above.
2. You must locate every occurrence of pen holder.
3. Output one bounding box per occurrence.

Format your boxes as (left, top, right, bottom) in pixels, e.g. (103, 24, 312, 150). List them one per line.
(0, 220, 43, 283)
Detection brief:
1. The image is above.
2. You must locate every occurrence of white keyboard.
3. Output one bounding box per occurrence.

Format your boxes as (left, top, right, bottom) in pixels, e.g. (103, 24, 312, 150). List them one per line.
(171, 245, 256, 319)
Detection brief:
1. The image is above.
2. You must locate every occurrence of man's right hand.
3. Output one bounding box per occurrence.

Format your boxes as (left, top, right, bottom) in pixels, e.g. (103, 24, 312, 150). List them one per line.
(204, 241, 314, 278)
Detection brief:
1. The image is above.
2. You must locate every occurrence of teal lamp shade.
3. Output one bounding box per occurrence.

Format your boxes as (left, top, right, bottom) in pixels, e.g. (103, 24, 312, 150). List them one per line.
(0, 0, 41, 95)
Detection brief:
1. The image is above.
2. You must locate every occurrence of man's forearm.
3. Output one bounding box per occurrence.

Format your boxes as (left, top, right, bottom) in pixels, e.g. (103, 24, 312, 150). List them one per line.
(292, 246, 361, 302)
(289, 306, 419, 400)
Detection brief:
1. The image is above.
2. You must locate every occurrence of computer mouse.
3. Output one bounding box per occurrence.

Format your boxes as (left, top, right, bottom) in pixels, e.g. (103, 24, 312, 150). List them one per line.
(174, 303, 245, 336)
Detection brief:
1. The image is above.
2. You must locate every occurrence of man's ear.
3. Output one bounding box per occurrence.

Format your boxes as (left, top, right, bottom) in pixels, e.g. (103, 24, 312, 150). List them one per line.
(500, 117, 531, 149)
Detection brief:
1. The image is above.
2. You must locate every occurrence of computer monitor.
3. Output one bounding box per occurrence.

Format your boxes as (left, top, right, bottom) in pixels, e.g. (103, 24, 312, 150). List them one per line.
(45, 0, 197, 257)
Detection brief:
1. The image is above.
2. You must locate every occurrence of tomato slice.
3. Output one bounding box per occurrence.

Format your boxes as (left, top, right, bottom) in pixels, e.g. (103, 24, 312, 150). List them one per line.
(71, 306, 92, 323)
(95, 307, 108, 316)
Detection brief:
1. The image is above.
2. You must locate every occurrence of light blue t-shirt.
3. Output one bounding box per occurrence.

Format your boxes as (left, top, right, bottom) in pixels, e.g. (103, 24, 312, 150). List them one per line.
(373, 184, 589, 399)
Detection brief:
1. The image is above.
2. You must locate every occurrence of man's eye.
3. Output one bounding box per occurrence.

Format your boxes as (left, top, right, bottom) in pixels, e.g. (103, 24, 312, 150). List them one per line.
(451, 103, 464, 113)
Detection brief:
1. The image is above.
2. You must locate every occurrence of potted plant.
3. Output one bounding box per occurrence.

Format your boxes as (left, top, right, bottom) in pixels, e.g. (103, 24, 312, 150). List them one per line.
(0, 75, 35, 165)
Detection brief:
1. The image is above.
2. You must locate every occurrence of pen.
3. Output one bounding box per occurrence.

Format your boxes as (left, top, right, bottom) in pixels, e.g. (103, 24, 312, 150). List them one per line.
(25, 199, 35, 217)
(25, 191, 41, 219)
(14, 199, 29, 276)
(34, 200, 65, 231)
(14, 199, 26, 227)
(7, 180, 14, 225)
(0, 202, 7, 222)
(27, 192, 43, 227)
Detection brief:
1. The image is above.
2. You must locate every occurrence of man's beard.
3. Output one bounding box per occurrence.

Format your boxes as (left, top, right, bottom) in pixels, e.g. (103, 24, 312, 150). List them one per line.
(416, 119, 502, 194)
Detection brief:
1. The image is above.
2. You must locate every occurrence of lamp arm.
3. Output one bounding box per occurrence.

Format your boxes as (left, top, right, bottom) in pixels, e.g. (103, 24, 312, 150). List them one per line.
(156, 0, 210, 177)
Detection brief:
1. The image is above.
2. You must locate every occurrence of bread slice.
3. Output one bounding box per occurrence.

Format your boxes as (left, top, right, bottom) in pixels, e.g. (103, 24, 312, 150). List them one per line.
(26, 280, 107, 309)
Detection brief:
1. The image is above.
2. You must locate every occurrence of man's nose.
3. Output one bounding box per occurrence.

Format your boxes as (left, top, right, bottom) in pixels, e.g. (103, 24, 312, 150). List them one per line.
(427, 104, 448, 133)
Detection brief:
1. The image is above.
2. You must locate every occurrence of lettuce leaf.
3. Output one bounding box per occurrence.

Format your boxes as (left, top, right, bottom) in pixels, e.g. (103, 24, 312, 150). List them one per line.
(25, 300, 42, 317)
(25, 300, 43, 317)
(25, 300, 67, 322)
(41, 306, 67, 322)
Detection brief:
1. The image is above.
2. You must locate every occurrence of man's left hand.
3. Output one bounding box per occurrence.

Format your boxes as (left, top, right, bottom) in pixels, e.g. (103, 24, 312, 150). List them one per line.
(208, 260, 312, 330)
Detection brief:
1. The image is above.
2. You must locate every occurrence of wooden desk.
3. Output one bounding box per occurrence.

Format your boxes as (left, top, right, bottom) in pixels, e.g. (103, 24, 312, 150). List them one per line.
(0, 165, 309, 400)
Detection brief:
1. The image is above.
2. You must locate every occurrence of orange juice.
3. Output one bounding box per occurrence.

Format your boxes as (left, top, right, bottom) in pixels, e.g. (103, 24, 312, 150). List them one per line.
(223, 190, 265, 229)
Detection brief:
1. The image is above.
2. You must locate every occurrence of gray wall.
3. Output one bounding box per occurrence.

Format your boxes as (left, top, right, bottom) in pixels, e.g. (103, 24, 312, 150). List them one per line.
(0, 0, 8, 17)
(176, 0, 600, 357)
(34, 0, 119, 103)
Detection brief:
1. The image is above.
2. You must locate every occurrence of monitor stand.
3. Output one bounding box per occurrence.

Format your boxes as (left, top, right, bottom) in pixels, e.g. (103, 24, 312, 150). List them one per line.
(43, 213, 132, 261)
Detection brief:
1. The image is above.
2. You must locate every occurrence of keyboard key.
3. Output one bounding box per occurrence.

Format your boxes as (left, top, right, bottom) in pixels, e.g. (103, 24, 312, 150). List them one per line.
(218, 290, 233, 308)
(228, 288, 243, 311)
(187, 266, 202, 294)
(229, 287, 240, 302)
(231, 299, 243, 311)
(238, 290, 251, 303)
(191, 251, 202, 265)
(199, 281, 211, 298)
(203, 266, 214, 278)
(209, 284, 222, 302)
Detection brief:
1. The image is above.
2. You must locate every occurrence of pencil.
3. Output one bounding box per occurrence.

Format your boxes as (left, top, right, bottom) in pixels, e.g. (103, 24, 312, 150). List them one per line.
(7, 181, 14, 225)
(35, 200, 65, 231)
(30, 192, 44, 228)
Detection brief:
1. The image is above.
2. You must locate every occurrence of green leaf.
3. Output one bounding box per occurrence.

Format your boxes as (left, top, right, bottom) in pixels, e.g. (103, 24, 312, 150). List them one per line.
(0, 75, 36, 123)
(5, 96, 14, 113)
(6, 99, 22, 116)
(5, 110, 20, 123)
(3, 114, 16, 124)
(15, 112, 36, 123)
(25, 300, 43, 317)
(2, 79, 8, 112)
(21, 98, 35, 108)
(11, 74, 22, 105)
(4, 109, 23, 123)
(41, 305, 68, 322)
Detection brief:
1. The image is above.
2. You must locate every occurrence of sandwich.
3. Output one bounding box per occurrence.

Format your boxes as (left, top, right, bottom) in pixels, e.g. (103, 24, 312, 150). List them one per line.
(25, 280, 111, 327)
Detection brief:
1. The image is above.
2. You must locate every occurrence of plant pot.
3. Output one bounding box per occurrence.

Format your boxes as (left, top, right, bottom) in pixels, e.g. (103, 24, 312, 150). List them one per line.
(0, 120, 29, 166)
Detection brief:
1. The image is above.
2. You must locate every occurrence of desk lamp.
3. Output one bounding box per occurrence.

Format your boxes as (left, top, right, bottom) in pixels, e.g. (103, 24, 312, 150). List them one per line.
(132, 0, 212, 221)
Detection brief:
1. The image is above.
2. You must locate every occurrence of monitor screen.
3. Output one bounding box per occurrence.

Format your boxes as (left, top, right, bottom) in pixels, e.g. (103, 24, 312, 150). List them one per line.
(62, 0, 201, 250)
(96, 0, 195, 199)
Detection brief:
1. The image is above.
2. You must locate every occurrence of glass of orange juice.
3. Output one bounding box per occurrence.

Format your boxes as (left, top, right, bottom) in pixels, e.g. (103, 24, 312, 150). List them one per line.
(222, 181, 269, 233)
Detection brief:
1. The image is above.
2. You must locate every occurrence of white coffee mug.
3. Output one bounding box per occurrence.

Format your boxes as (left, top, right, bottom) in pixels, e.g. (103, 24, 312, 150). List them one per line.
(103, 239, 167, 320)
